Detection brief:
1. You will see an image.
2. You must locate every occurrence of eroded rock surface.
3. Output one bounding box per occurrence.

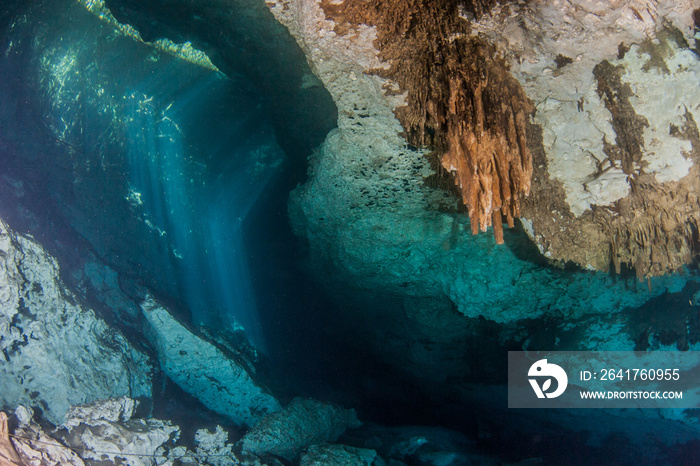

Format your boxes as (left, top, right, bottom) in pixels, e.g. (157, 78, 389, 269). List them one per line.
(10, 406, 85, 466)
(140, 296, 281, 427)
(270, 0, 694, 326)
(57, 398, 179, 466)
(2, 398, 369, 466)
(272, 0, 700, 279)
(473, 1, 700, 277)
(5, 401, 257, 466)
(322, 0, 534, 243)
(0, 219, 151, 424)
(239, 398, 361, 462)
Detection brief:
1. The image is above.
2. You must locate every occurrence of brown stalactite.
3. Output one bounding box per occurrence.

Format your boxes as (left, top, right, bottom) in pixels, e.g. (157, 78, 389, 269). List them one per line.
(592, 110, 700, 279)
(321, 0, 534, 243)
(593, 60, 650, 175)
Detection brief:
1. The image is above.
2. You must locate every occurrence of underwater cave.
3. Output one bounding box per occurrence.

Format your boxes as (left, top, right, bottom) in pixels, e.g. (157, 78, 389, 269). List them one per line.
(1, 0, 700, 465)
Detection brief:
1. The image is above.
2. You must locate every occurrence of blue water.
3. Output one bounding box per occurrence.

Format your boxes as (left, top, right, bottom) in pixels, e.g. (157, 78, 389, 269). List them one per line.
(122, 68, 281, 350)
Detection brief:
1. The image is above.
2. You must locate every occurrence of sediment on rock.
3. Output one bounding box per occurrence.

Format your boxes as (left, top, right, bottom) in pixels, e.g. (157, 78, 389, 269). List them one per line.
(596, 110, 700, 279)
(321, 0, 533, 243)
(478, 3, 700, 277)
(523, 107, 700, 280)
(593, 59, 650, 175)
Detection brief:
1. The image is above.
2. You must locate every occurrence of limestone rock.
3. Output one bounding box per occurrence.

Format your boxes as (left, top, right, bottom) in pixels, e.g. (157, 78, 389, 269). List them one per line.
(140, 296, 281, 427)
(264, 1, 700, 363)
(63, 397, 139, 429)
(188, 426, 283, 466)
(473, 0, 700, 277)
(4, 400, 278, 466)
(321, 0, 535, 243)
(10, 406, 85, 466)
(191, 426, 237, 466)
(270, 0, 700, 278)
(0, 219, 152, 424)
(57, 399, 179, 466)
(239, 398, 361, 461)
(300, 443, 385, 466)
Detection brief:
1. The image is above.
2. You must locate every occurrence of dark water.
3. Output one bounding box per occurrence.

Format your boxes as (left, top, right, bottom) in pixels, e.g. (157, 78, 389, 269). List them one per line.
(1, 1, 699, 465)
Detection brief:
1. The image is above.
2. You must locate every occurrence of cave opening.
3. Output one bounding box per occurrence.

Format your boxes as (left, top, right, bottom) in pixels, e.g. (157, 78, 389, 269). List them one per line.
(0, 0, 451, 433)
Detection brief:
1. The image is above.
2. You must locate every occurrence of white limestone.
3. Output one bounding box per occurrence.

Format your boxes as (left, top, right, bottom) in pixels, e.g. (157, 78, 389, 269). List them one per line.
(140, 296, 281, 427)
(0, 219, 152, 425)
(60, 399, 180, 466)
(269, 0, 698, 323)
(471, 0, 699, 215)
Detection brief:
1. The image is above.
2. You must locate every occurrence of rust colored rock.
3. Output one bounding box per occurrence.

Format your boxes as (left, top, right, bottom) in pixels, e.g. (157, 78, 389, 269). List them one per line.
(0, 412, 24, 466)
(321, 0, 533, 241)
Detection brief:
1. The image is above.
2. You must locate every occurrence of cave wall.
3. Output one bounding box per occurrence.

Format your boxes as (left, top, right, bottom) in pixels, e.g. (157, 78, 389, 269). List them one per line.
(269, 0, 696, 327)
(475, 1, 700, 278)
(0, 219, 152, 424)
(272, 0, 700, 279)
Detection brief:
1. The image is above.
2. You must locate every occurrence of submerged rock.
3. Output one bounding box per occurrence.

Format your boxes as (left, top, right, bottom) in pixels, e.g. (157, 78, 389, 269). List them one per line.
(9, 406, 85, 466)
(271, 0, 695, 327)
(140, 296, 281, 427)
(0, 219, 152, 424)
(4, 398, 362, 466)
(277, 0, 700, 278)
(62, 397, 139, 429)
(475, 1, 700, 278)
(299, 443, 386, 466)
(5, 402, 199, 466)
(190, 426, 237, 466)
(56, 398, 179, 466)
(266, 0, 700, 396)
(239, 398, 361, 462)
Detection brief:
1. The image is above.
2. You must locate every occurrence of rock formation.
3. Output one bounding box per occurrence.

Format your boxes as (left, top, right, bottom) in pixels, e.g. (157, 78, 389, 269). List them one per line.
(56, 398, 180, 466)
(0, 219, 151, 425)
(239, 398, 361, 462)
(1, 397, 376, 466)
(272, 0, 700, 277)
(270, 0, 696, 327)
(140, 296, 281, 427)
(322, 0, 534, 244)
(1, 1, 700, 463)
(477, 1, 700, 278)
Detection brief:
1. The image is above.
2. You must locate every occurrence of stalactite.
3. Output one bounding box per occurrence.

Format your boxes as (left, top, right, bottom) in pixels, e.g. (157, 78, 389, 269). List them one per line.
(322, 0, 534, 243)
(439, 66, 533, 243)
(592, 110, 700, 279)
